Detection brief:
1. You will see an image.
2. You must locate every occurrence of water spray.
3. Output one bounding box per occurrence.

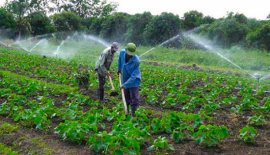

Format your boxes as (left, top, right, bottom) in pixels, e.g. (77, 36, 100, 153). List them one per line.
(187, 34, 244, 70)
(139, 47, 156, 58)
(86, 35, 110, 47)
(29, 39, 46, 52)
(139, 26, 205, 58)
(139, 34, 181, 58)
(216, 52, 242, 69)
(0, 41, 8, 47)
(54, 40, 66, 57)
(248, 73, 270, 92)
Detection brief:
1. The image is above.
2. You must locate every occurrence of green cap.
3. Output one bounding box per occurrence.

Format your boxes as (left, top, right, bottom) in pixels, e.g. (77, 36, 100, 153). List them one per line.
(126, 43, 137, 55)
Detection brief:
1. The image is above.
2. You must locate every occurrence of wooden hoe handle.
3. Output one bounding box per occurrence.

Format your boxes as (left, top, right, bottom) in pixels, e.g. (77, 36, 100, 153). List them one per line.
(108, 75, 115, 91)
(119, 74, 128, 115)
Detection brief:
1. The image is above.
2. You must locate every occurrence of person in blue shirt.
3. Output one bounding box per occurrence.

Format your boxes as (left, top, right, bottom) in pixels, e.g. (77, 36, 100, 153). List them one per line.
(117, 43, 141, 118)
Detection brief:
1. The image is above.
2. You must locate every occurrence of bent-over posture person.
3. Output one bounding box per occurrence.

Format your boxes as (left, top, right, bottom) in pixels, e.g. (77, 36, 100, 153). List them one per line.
(95, 42, 119, 103)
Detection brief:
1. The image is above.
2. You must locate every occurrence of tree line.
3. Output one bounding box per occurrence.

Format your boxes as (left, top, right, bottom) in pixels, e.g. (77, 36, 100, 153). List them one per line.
(0, 0, 270, 52)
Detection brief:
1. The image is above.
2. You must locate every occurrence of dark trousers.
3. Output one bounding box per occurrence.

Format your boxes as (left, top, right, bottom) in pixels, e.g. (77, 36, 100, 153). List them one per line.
(97, 74, 106, 100)
(124, 87, 139, 106)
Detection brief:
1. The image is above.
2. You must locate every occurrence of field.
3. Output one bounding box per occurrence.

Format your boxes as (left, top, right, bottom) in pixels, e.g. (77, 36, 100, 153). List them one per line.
(0, 41, 270, 155)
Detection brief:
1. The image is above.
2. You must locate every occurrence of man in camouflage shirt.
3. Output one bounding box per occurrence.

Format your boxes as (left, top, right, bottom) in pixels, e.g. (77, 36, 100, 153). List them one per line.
(95, 42, 119, 102)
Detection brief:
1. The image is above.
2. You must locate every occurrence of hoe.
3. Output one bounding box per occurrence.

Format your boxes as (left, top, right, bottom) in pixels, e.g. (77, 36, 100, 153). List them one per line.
(108, 75, 119, 96)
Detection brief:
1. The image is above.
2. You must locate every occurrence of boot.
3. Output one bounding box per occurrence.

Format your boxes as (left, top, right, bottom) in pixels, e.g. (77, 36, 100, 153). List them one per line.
(126, 105, 129, 116)
(99, 89, 105, 103)
(131, 105, 137, 118)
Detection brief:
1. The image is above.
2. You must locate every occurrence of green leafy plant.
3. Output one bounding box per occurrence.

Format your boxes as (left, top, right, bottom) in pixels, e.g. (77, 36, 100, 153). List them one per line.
(147, 136, 174, 155)
(0, 88, 11, 97)
(0, 101, 11, 115)
(0, 143, 18, 155)
(239, 126, 257, 143)
(263, 99, 270, 112)
(88, 121, 150, 155)
(171, 123, 193, 141)
(200, 102, 220, 116)
(192, 124, 229, 147)
(171, 130, 184, 143)
(55, 120, 94, 144)
(14, 108, 51, 130)
(0, 123, 19, 135)
(74, 70, 90, 86)
(151, 118, 164, 133)
(248, 115, 266, 126)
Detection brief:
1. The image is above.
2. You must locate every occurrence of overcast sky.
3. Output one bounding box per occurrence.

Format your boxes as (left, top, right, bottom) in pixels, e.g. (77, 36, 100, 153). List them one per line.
(107, 0, 270, 20)
(0, 0, 269, 20)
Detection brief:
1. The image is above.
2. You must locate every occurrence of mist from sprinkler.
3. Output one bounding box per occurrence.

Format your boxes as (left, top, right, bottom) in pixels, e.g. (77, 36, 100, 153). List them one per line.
(187, 34, 243, 70)
(244, 72, 270, 93)
(139, 26, 205, 58)
(249, 73, 270, 82)
(86, 35, 110, 47)
(0, 40, 8, 47)
(54, 39, 66, 58)
(29, 39, 47, 52)
(139, 34, 181, 58)
(139, 26, 243, 71)
(138, 26, 270, 92)
(260, 74, 270, 80)
(0, 31, 113, 60)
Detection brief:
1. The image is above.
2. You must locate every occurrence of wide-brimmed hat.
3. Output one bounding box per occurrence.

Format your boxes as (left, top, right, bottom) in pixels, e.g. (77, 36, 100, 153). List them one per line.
(126, 43, 137, 55)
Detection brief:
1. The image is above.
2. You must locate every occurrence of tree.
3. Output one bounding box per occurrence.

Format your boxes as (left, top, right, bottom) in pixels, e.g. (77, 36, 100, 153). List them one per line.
(207, 13, 250, 48)
(0, 7, 16, 29)
(52, 11, 83, 39)
(81, 17, 94, 31)
(201, 15, 215, 25)
(246, 21, 270, 51)
(28, 12, 55, 35)
(99, 12, 130, 42)
(89, 17, 105, 35)
(233, 13, 248, 24)
(4, 0, 49, 39)
(8, 1, 32, 39)
(4, 0, 50, 14)
(51, 0, 118, 17)
(52, 11, 83, 32)
(182, 10, 203, 30)
(246, 18, 265, 31)
(125, 12, 153, 45)
(143, 12, 181, 46)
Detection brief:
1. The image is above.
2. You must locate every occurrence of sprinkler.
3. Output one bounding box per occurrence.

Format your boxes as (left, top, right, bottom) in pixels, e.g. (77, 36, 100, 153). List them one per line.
(247, 73, 270, 93)
(251, 73, 262, 91)
(256, 76, 260, 91)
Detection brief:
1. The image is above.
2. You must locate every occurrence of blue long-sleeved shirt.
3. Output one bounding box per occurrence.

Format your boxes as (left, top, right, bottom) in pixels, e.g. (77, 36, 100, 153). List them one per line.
(117, 49, 141, 88)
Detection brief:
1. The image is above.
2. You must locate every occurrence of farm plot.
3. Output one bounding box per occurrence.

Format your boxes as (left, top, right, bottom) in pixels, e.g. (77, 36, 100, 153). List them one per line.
(0, 48, 270, 155)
